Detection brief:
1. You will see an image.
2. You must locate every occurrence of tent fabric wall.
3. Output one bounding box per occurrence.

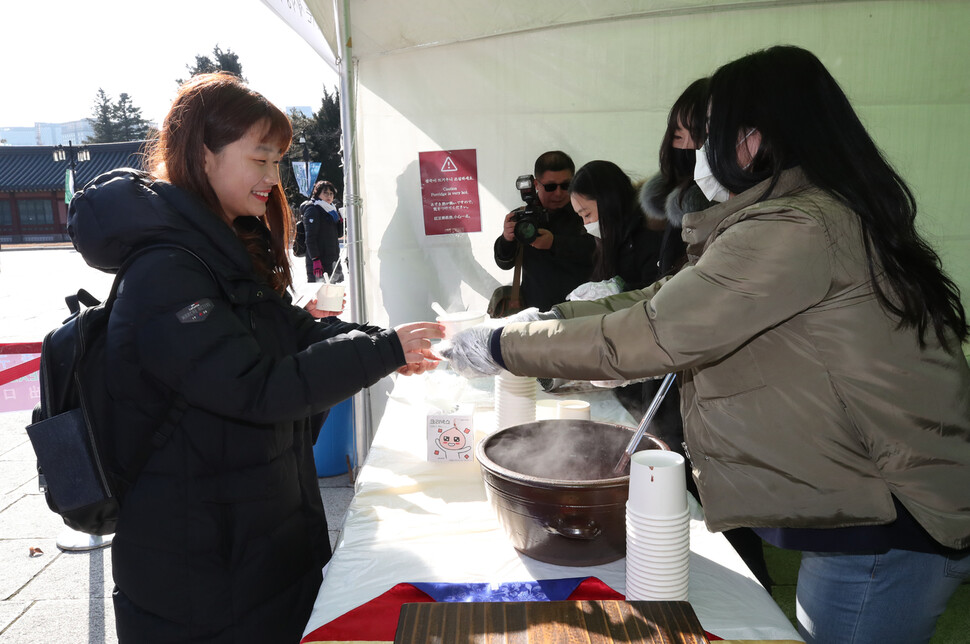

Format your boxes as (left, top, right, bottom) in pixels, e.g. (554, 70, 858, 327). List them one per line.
(309, 0, 970, 327)
(300, 0, 970, 437)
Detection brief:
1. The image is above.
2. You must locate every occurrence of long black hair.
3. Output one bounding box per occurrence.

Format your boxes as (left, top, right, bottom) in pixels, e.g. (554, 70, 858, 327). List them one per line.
(658, 77, 710, 200)
(570, 160, 641, 281)
(706, 45, 967, 348)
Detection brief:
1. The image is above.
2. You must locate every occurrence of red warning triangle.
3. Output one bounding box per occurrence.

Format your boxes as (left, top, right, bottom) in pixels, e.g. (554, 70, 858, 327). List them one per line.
(440, 157, 459, 172)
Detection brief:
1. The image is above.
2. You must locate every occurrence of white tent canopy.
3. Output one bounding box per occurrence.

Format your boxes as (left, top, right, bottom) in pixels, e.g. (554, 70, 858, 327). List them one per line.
(268, 0, 970, 440)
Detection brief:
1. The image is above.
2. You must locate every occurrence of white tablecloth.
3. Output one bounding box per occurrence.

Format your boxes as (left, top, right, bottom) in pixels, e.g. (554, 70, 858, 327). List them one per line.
(302, 369, 801, 642)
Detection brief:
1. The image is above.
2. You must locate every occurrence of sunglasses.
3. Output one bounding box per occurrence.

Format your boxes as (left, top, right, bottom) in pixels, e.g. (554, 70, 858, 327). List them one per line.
(538, 180, 571, 192)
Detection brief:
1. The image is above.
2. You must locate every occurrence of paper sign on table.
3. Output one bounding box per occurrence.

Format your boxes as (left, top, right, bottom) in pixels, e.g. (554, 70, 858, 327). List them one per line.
(427, 404, 475, 462)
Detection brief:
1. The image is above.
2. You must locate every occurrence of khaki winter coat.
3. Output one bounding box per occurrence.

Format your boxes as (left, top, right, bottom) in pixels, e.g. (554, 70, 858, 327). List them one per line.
(500, 168, 970, 549)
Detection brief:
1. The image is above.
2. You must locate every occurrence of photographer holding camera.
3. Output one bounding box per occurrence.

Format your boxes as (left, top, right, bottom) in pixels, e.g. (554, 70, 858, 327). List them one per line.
(493, 150, 596, 311)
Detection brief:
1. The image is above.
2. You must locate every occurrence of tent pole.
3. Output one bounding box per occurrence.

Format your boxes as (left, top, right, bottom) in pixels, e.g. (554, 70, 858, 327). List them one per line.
(333, 0, 372, 459)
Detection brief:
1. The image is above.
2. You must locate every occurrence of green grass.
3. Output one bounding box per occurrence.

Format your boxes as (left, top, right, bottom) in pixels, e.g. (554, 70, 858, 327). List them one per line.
(763, 544, 969, 643)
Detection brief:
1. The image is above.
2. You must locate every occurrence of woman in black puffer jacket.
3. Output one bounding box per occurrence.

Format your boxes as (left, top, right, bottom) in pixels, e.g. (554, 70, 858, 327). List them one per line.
(68, 73, 443, 644)
(300, 179, 344, 283)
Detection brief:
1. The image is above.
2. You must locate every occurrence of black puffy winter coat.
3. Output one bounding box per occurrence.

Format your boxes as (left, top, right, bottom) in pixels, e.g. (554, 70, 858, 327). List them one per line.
(68, 169, 406, 643)
(300, 200, 344, 282)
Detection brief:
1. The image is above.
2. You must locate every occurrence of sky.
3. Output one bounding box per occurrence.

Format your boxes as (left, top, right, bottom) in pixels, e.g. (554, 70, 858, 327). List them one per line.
(2, 0, 339, 128)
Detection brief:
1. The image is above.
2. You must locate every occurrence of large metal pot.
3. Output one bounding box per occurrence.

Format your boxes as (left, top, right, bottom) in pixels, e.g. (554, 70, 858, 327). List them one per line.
(476, 419, 668, 566)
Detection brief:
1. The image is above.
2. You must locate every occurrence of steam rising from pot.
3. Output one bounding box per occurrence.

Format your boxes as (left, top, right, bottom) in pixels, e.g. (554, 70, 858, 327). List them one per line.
(482, 420, 638, 480)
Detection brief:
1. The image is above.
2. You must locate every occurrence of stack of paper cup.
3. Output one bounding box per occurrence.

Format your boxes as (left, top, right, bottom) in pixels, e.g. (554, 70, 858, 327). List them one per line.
(495, 372, 536, 429)
(625, 450, 689, 601)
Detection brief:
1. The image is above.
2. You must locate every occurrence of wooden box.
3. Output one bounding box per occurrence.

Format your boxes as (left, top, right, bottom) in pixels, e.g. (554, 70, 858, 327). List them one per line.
(394, 599, 710, 643)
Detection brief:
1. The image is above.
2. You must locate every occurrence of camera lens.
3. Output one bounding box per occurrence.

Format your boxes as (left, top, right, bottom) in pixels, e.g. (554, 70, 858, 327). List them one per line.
(514, 218, 539, 244)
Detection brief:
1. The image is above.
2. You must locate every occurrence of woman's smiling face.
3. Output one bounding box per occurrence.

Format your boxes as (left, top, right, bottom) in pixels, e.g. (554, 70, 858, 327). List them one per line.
(203, 120, 283, 221)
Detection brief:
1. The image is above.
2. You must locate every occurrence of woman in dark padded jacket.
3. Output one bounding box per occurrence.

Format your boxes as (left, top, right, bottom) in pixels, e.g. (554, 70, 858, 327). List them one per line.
(300, 179, 344, 283)
(67, 73, 443, 643)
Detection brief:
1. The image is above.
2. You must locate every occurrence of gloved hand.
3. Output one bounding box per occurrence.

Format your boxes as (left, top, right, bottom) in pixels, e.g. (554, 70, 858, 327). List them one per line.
(437, 325, 502, 379)
(566, 277, 625, 301)
(591, 376, 658, 388)
(486, 306, 562, 327)
(312, 259, 324, 279)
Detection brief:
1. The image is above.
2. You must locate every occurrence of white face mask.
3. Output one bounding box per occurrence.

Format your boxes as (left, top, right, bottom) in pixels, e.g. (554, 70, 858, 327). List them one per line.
(583, 221, 601, 238)
(693, 145, 731, 203)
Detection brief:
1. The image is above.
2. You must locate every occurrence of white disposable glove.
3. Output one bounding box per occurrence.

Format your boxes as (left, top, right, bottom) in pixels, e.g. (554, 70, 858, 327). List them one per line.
(566, 277, 625, 301)
(486, 306, 562, 327)
(437, 325, 502, 379)
(591, 376, 661, 388)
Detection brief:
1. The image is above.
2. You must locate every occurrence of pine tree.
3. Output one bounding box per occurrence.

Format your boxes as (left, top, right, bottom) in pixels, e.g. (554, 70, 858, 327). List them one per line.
(113, 93, 151, 141)
(177, 45, 245, 84)
(87, 89, 116, 143)
(315, 86, 344, 196)
(86, 90, 153, 143)
(282, 88, 344, 209)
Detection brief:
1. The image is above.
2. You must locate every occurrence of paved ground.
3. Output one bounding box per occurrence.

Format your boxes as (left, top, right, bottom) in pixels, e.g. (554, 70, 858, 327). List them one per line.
(0, 246, 354, 643)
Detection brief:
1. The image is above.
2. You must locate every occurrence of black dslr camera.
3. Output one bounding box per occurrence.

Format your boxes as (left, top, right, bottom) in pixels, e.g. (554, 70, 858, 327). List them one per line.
(511, 174, 546, 244)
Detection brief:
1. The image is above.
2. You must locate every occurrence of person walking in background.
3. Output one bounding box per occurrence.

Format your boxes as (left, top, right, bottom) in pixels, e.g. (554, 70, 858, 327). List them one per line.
(301, 179, 344, 283)
(446, 45, 970, 643)
(68, 72, 443, 643)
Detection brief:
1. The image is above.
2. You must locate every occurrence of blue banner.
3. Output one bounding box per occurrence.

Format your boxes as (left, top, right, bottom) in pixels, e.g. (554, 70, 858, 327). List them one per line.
(292, 161, 322, 197)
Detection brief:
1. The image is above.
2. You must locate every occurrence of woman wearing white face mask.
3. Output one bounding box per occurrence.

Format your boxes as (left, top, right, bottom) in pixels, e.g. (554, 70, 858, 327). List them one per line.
(566, 160, 665, 298)
(641, 77, 713, 278)
(693, 128, 757, 203)
(445, 45, 970, 644)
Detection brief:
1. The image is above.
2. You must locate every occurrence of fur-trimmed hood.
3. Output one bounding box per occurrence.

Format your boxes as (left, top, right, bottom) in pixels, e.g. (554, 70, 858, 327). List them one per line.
(639, 174, 711, 228)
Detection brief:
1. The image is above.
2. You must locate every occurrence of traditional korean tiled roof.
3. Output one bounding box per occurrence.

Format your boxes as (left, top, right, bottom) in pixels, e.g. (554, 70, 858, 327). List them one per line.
(0, 141, 148, 192)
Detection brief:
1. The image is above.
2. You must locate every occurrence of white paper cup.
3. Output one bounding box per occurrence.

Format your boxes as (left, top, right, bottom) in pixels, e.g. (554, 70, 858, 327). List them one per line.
(535, 400, 559, 420)
(625, 578, 689, 601)
(495, 373, 536, 428)
(626, 562, 689, 582)
(626, 505, 689, 524)
(627, 531, 690, 549)
(557, 399, 591, 420)
(627, 576, 689, 592)
(627, 557, 689, 575)
(627, 450, 687, 518)
(627, 516, 690, 534)
(316, 283, 345, 312)
(627, 524, 689, 539)
(626, 562, 690, 584)
(436, 311, 486, 339)
(626, 548, 689, 568)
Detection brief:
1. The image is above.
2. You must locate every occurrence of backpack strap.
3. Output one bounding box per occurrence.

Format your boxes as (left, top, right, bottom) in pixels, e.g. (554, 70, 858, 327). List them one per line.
(107, 244, 219, 310)
(66, 289, 101, 315)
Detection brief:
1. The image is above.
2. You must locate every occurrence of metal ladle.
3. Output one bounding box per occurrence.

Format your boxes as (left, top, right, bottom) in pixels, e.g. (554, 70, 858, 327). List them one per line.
(612, 372, 676, 474)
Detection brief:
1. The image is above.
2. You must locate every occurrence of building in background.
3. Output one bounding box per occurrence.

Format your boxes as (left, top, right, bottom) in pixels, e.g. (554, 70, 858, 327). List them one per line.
(0, 141, 147, 244)
(35, 120, 95, 146)
(1, 120, 96, 147)
(0, 127, 37, 146)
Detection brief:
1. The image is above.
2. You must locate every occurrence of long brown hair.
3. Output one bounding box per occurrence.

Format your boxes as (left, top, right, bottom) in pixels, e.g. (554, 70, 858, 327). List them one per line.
(144, 72, 294, 293)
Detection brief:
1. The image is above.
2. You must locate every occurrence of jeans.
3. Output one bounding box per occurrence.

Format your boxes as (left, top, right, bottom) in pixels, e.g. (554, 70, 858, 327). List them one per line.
(796, 548, 970, 643)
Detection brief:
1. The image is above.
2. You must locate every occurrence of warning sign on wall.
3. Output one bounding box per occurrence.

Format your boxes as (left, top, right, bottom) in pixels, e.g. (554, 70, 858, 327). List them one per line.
(418, 149, 482, 235)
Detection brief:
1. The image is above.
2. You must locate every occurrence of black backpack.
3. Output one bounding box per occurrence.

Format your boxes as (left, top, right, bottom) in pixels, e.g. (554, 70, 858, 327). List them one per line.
(292, 219, 307, 257)
(25, 244, 215, 535)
